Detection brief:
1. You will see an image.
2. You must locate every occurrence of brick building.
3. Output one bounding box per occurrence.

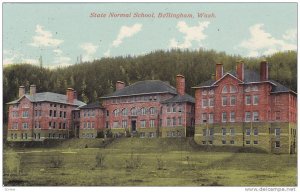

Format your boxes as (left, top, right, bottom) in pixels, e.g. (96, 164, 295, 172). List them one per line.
(193, 60, 297, 154)
(78, 102, 105, 138)
(100, 75, 195, 138)
(7, 86, 85, 141)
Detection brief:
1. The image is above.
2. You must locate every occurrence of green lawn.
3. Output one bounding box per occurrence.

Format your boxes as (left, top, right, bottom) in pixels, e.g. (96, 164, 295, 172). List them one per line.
(3, 138, 297, 186)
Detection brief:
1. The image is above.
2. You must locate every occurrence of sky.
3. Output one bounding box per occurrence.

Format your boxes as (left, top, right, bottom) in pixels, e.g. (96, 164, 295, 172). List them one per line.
(3, 2, 297, 68)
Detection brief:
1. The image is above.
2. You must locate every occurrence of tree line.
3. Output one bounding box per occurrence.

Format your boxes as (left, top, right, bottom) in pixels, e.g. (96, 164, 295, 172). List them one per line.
(3, 49, 297, 123)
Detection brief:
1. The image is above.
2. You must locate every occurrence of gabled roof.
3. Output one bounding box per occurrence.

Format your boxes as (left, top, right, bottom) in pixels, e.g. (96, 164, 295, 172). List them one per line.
(6, 92, 86, 106)
(78, 101, 104, 109)
(193, 69, 296, 95)
(161, 93, 195, 104)
(101, 80, 177, 99)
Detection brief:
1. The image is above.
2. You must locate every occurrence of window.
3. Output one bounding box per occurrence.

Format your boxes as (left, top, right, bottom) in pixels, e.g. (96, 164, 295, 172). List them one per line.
(230, 128, 235, 136)
(230, 140, 234, 144)
(275, 128, 280, 136)
(202, 113, 207, 123)
(252, 86, 258, 91)
(230, 112, 235, 122)
(230, 96, 236, 106)
(253, 128, 258, 136)
(131, 108, 137, 116)
(202, 90, 207, 95)
(246, 141, 250, 145)
(245, 112, 251, 122)
(209, 128, 214, 136)
(22, 123, 28, 129)
(22, 111, 29, 118)
(208, 141, 213, 145)
(113, 109, 119, 116)
(222, 112, 227, 122)
(167, 105, 171, 113)
(245, 96, 251, 105)
(253, 111, 259, 122)
(208, 113, 214, 124)
(122, 120, 127, 128)
(178, 105, 183, 113)
(253, 95, 259, 105)
(246, 128, 251, 136)
(172, 117, 176, 126)
(178, 117, 182, 125)
(91, 122, 95, 129)
(222, 140, 226, 144)
(121, 108, 128, 116)
(222, 97, 227, 106)
(202, 141, 206, 144)
(230, 85, 237, 93)
(53, 110, 56, 117)
(208, 90, 214, 95)
(167, 118, 171, 127)
(149, 132, 155, 138)
(275, 141, 280, 148)
(202, 99, 208, 108)
(222, 128, 226, 136)
(209, 98, 214, 107)
(64, 112, 66, 118)
(202, 129, 207, 136)
(150, 120, 155, 128)
(141, 108, 147, 115)
(275, 111, 280, 120)
(35, 121, 40, 129)
(140, 132, 145, 138)
(245, 86, 251, 92)
(14, 134, 17, 139)
(172, 105, 176, 113)
(254, 141, 258, 145)
(12, 122, 18, 129)
(149, 107, 156, 115)
(113, 121, 119, 128)
(140, 120, 146, 128)
(106, 110, 109, 117)
(59, 111, 62, 117)
(53, 122, 56, 129)
(222, 86, 228, 93)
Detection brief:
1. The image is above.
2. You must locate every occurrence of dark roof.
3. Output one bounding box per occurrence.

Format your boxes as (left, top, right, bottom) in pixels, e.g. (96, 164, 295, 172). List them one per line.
(101, 80, 177, 98)
(193, 69, 295, 94)
(7, 92, 86, 106)
(79, 102, 104, 109)
(161, 93, 195, 104)
(269, 80, 295, 94)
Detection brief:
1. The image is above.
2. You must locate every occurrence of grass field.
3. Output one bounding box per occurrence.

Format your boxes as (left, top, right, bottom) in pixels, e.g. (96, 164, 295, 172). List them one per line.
(3, 137, 297, 186)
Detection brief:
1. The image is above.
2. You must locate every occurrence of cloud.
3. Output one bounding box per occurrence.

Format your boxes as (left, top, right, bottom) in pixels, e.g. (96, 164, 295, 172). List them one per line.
(29, 25, 63, 47)
(53, 49, 63, 55)
(80, 42, 98, 61)
(282, 29, 297, 41)
(169, 21, 210, 49)
(103, 50, 110, 57)
(3, 49, 38, 65)
(112, 24, 142, 47)
(239, 24, 297, 57)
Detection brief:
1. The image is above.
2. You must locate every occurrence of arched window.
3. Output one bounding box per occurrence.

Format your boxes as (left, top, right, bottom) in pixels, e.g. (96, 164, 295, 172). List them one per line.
(230, 85, 237, 93)
(252, 85, 258, 91)
(141, 107, 147, 115)
(122, 108, 128, 116)
(208, 89, 214, 95)
(131, 108, 137, 116)
(113, 109, 119, 116)
(222, 86, 228, 93)
(149, 107, 156, 115)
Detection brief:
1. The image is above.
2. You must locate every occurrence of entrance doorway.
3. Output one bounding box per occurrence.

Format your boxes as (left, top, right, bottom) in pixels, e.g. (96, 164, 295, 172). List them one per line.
(131, 120, 136, 132)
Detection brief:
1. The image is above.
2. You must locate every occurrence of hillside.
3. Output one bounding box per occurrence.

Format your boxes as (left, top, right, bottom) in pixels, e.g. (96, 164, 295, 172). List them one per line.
(3, 49, 297, 122)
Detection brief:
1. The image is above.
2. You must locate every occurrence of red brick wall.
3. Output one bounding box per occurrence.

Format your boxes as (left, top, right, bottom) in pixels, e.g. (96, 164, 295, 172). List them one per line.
(79, 108, 105, 130)
(270, 92, 297, 122)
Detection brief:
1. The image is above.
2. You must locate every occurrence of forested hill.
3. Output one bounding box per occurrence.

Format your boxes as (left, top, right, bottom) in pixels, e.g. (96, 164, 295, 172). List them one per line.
(3, 49, 297, 122)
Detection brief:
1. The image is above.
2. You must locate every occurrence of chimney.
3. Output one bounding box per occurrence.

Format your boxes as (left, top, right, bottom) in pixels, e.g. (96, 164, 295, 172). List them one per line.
(116, 81, 125, 91)
(19, 86, 25, 98)
(66, 88, 74, 103)
(236, 60, 245, 81)
(260, 60, 268, 81)
(215, 63, 223, 81)
(176, 74, 185, 96)
(73, 91, 77, 100)
(30, 85, 36, 96)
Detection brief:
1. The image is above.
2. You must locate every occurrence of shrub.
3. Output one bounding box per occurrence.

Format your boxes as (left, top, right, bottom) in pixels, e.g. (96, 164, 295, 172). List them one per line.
(95, 153, 105, 168)
(49, 156, 64, 168)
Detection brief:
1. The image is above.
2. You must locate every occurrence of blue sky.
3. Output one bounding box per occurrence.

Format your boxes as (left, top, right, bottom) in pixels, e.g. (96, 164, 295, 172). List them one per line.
(3, 3, 297, 68)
